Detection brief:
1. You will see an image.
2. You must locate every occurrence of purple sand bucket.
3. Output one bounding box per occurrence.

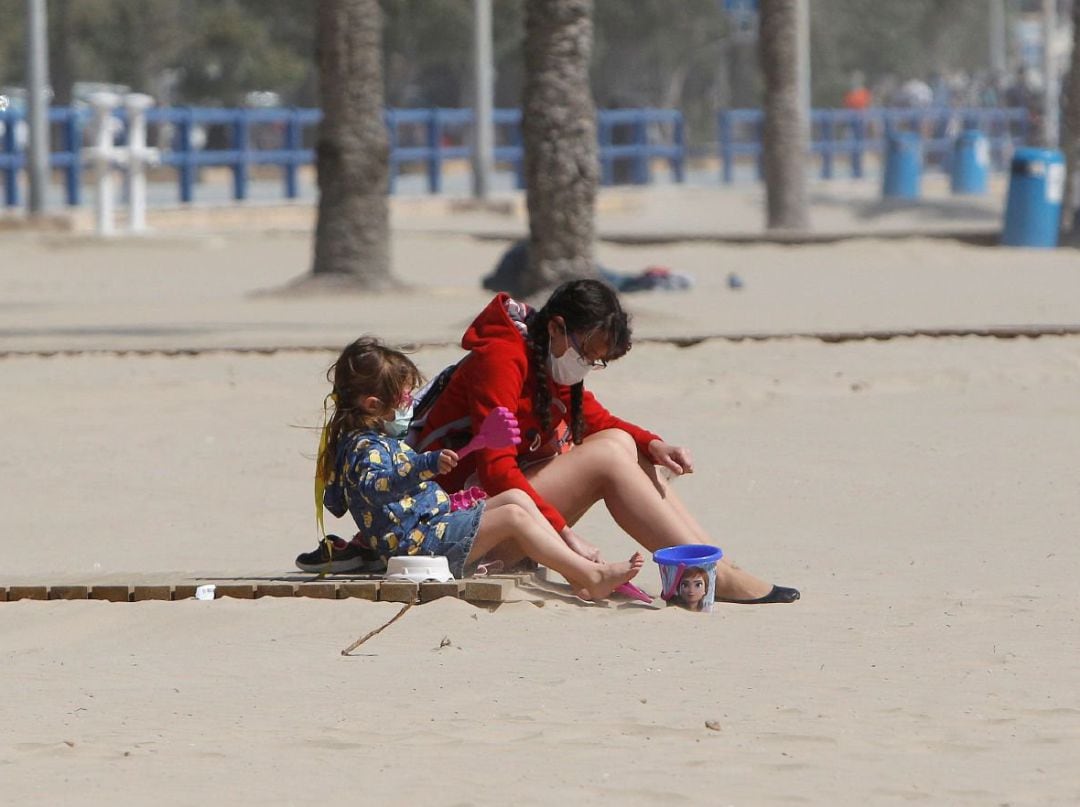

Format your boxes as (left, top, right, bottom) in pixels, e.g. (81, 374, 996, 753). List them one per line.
(653, 544, 723, 613)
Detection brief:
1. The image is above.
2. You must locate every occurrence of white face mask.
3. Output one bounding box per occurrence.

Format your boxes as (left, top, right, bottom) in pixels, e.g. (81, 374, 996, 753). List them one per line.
(383, 402, 414, 438)
(547, 336, 592, 386)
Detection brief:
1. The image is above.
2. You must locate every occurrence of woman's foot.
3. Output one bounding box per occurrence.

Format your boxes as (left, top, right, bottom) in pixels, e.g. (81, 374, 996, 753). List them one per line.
(712, 560, 776, 601)
(573, 552, 645, 600)
(716, 585, 800, 605)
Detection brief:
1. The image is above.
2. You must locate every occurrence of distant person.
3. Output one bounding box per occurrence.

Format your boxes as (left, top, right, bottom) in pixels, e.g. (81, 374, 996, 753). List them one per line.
(897, 77, 933, 108)
(1005, 67, 1033, 107)
(842, 86, 872, 110)
(930, 71, 951, 108)
(842, 71, 872, 110)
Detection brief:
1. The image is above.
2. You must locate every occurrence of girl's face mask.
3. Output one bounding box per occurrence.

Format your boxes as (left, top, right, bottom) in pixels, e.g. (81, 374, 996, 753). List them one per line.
(382, 391, 414, 438)
(548, 342, 591, 386)
(547, 324, 601, 386)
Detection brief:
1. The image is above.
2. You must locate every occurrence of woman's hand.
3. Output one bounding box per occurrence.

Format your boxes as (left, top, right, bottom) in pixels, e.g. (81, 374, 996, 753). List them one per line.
(648, 440, 694, 476)
(437, 449, 459, 475)
(560, 526, 603, 562)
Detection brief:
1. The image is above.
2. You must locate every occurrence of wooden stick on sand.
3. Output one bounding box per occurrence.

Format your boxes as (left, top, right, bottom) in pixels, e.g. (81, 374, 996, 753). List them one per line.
(340, 603, 413, 656)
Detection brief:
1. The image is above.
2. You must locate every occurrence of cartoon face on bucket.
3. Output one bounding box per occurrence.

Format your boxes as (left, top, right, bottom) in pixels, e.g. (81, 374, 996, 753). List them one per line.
(654, 544, 723, 613)
(675, 567, 711, 611)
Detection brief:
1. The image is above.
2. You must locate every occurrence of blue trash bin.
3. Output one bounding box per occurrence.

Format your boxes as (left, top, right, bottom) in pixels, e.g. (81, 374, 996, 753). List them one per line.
(882, 131, 922, 200)
(950, 129, 989, 195)
(1001, 147, 1065, 248)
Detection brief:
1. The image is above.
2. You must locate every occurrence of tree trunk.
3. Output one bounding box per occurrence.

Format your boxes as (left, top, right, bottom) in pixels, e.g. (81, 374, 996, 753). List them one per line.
(521, 0, 599, 296)
(759, 0, 809, 231)
(1061, 0, 1080, 241)
(49, 0, 73, 106)
(310, 0, 395, 288)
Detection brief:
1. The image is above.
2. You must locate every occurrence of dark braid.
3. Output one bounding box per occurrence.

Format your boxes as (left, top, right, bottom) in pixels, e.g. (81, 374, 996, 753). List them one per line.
(526, 278, 632, 447)
(569, 383, 585, 445)
(527, 308, 554, 436)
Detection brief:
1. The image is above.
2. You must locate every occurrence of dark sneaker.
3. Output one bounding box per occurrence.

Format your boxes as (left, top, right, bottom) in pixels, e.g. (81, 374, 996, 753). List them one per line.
(295, 535, 386, 574)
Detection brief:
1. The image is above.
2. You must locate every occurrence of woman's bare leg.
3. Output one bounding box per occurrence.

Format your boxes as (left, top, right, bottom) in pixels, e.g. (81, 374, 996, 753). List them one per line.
(467, 490, 644, 599)
(524, 429, 774, 600)
(631, 448, 769, 595)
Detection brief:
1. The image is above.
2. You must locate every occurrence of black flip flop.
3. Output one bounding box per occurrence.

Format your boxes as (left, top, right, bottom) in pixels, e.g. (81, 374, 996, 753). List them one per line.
(717, 585, 800, 605)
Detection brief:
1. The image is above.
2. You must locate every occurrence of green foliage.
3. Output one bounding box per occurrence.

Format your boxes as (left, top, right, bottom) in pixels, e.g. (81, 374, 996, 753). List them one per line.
(0, 0, 28, 86)
(173, 3, 309, 105)
(381, 0, 472, 106)
(379, 0, 524, 107)
(592, 0, 727, 144)
(811, 0, 1002, 106)
(65, 0, 186, 91)
(0, 0, 1043, 127)
(0, 0, 309, 105)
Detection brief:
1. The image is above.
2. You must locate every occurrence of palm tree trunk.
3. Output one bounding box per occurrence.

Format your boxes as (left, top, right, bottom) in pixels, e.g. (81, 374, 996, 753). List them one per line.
(1061, 0, 1080, 241)
(521, 0, 599, 295)
(759, 0, 809, 231)
(49, 0, 73, 105)
(310, 0, 394, 287)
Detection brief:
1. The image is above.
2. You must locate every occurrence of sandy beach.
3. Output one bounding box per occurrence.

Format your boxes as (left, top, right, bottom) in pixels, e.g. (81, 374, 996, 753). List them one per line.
(3, 186, 1080, 805)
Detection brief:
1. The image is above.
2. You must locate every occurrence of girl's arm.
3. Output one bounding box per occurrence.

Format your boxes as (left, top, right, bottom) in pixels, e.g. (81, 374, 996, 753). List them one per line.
(347, 438, 442, 506)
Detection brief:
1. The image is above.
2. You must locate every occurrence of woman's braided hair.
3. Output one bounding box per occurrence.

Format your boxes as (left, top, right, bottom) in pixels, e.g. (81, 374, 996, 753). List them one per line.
(316, 336, 424, 485)
(525, 279, 632, 446)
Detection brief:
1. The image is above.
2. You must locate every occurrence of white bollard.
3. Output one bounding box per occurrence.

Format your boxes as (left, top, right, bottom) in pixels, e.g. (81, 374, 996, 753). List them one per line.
(87, 92, 120, 237)
(123, 93, 157, 234)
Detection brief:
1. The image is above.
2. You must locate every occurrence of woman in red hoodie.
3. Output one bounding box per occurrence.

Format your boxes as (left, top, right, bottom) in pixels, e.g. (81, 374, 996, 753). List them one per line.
(414, 279, 798, 604)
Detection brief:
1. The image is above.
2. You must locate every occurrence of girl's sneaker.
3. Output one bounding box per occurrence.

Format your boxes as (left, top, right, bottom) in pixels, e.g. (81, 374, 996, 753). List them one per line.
(294, 535, 385, 574)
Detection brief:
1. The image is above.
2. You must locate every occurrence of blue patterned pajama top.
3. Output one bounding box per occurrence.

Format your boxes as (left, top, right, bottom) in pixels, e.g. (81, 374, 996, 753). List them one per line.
(322, 429, 483, 573)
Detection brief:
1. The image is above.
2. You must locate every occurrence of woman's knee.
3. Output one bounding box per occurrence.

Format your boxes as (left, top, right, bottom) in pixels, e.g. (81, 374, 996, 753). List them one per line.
(481, 500, 530, 536)
(488, 488, 533, 511)
(502, 488, 533, 510)
(583, 429, 640, 465)
(582, 430, 645, 485)
(500, 501, 533, 532)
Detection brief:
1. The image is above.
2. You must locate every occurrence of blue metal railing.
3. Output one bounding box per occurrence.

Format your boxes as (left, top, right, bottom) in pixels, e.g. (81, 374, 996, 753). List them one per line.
(597, 108, 685, 185)
(0, 106, 686, 208)
(718, 106, 1031, 183)
(1, 106, 86, 206)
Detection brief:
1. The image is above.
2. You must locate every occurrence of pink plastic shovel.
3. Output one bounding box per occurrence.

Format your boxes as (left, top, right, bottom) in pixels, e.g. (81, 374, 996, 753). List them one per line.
(615, 582, 654, 604)
(456, 407, 522, 459)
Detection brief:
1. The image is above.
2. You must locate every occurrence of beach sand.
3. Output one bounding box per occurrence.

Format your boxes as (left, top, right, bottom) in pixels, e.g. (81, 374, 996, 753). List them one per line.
(3, 202, 1080, 804)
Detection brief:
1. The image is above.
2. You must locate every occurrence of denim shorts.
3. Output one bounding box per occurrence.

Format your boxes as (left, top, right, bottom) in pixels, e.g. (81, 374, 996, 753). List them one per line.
(423, 501, 485, 578)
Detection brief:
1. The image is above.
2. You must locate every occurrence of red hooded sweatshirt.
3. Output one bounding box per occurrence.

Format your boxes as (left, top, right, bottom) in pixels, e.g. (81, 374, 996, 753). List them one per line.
(415, 293, 661, 532)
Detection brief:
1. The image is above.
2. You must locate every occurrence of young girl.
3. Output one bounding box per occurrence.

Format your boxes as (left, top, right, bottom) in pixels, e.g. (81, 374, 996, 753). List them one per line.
(295, 336, 644, 600)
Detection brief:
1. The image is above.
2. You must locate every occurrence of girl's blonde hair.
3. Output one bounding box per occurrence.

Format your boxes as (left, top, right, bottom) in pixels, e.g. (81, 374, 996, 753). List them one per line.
(316, 337, 424, 485)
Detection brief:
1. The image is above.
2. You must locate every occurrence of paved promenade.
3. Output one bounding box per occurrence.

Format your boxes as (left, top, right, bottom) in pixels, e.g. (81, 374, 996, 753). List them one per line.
(2, 177, 1078, 355)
